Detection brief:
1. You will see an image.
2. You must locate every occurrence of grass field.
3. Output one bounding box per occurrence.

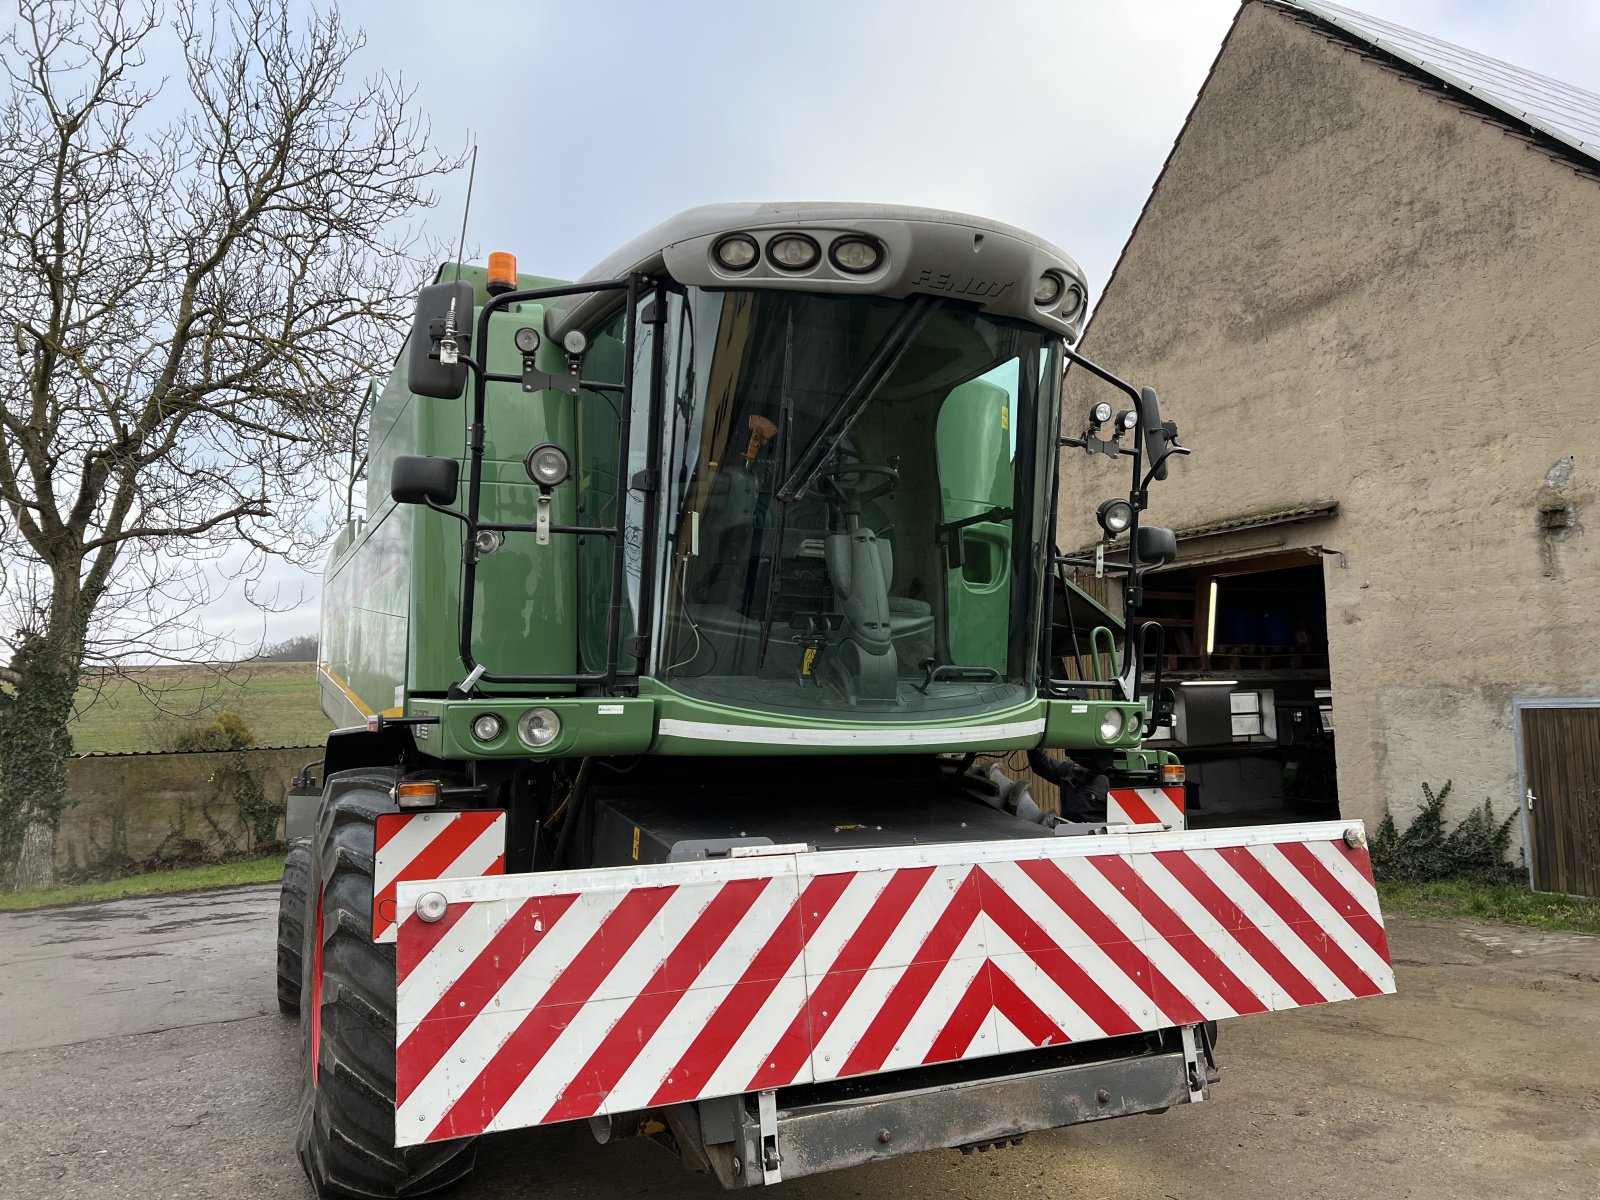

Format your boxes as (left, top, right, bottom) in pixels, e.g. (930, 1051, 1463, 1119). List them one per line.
(1378, 880, 1600, 935)
(69, 662, 330, 755)
(0, 855, 284, 911)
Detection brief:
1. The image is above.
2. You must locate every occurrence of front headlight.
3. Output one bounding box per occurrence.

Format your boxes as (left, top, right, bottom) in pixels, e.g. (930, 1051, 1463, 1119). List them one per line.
(518, 707, 562, 748)
(1099, 708, 1127, 742)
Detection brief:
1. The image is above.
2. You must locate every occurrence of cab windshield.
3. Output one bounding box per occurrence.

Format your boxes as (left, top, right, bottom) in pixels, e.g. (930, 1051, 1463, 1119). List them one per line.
(651, 287, 1061, 720)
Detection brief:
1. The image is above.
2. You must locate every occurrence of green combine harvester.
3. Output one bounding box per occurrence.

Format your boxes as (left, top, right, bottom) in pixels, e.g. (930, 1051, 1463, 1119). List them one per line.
(278, 203, 1394, 1199)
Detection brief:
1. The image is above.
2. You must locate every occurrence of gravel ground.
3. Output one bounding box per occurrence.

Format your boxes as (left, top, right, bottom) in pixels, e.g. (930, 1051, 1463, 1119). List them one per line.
(1, 885, 1596, 1199)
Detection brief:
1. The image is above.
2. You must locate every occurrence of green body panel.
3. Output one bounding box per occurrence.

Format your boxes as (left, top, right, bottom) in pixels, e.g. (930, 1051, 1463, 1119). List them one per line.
(320, 264, 581, 720)
(409, 697, 655, 758)
(1040, 698, 1145, 750)
(397, 681, 1144, 761)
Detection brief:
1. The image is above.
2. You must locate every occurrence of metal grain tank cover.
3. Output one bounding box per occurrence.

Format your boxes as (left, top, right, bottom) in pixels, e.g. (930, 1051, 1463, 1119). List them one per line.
(544, 202, 1089, 343)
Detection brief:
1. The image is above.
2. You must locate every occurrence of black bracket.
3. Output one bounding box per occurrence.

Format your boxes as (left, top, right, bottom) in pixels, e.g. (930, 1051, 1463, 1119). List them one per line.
(428, 318, 471, 362)
(523, 356, 583, 395)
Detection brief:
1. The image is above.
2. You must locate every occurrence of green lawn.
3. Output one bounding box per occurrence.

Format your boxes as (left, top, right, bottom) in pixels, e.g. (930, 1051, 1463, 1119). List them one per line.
(1378, 879, 1600, 935)
(69, 661, 329, 755)
(0, 856, 285, 911)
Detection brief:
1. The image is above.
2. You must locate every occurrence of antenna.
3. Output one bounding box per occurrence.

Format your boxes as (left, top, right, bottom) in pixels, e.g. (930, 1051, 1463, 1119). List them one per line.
(453, 143, 478, 284)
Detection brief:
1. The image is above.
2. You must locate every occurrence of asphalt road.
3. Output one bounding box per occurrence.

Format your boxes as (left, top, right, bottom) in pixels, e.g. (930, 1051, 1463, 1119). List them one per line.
(2, 885, 1598, 1199)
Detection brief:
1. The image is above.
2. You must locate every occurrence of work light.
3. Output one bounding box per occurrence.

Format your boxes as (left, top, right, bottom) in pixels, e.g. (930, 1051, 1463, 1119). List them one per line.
(767, 234, 820, 271)
(525, 443, 570, 489)
(514, 326, 541, 355)
(829, 236, 883, 274)
(713, 234, 758, 271)
(1097, 497, 1134, 536)
(1062, 282, 1085, 317)
(1033, 272, 1063, 305)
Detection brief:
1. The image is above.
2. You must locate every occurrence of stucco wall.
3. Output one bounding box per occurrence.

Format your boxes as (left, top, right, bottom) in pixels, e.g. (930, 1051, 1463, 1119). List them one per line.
(1061, 1, 1600, 845)
(56, 747, 319, 875)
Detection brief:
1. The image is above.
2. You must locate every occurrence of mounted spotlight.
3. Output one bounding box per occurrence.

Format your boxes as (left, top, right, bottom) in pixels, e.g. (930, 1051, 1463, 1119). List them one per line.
(1097, 497, 1134, 538)
(524, 443, 570, 490)
(1088, 401, 1113, 432)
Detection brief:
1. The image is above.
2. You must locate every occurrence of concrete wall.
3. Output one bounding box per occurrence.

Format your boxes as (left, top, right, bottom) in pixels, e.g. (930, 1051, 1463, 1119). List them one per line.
(55, 747, 320, 876)
(1061, 0, 1600, 847)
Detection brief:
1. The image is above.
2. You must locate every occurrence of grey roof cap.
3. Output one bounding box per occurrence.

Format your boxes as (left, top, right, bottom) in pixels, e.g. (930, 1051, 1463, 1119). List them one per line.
(544, 202, 1089, 342)
(1280, 1, 1600, 164)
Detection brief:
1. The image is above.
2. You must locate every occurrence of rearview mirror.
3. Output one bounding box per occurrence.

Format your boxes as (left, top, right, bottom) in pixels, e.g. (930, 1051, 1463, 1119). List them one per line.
(1135, 524, 1177, 566)
(406, 280, 475, 399)
(390, 455, 459, 507)
(1139, 385, 1170, 481)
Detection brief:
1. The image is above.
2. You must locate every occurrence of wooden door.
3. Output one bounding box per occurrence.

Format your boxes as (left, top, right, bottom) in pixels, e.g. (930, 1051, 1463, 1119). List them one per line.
(1522, 705, 1600, 898)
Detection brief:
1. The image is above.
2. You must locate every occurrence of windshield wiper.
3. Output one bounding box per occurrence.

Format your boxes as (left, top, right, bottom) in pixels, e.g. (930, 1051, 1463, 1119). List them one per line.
(776, 295, 938, 503)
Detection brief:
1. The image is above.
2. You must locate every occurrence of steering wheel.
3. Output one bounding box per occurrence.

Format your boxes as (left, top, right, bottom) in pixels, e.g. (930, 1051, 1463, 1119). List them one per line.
(817, 461, 899, 503)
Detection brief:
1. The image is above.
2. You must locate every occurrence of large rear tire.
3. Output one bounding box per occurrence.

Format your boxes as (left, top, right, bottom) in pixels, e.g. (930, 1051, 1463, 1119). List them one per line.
(276, 837, 312, 1015)
(297, 770, 477, 1198)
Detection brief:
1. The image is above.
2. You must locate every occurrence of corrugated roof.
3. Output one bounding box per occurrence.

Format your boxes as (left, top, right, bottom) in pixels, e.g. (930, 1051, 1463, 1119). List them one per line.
(1074, 501, 1339, 559)
(1279, 1, 1600, 165)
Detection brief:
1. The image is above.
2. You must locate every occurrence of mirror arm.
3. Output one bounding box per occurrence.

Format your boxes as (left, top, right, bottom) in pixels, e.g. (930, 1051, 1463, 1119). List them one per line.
(1139, 443, 1192, 493)
(1061, 345, 1141, 402)
(1135, 621, 1166, 726)
(422, 495, 471, 525)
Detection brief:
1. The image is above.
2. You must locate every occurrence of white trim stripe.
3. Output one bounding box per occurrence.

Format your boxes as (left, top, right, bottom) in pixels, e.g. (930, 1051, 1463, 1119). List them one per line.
(655, 716, 1046, 747)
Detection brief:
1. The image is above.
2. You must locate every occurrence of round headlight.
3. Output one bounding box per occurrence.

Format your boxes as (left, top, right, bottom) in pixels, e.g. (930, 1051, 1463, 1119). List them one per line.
(518, 707, 562, 748)
(514, 326, 541, 355)
(1091, 401, 1113, 425)
(767, 234, 820, 271)
(563, 329, 588, 356)
(713, 234, 758, 271)
(1097, 497, 1134, 536)
(525, 443, 570, 488)
(1099, 708, 1127, 742)
(829, 236, 882, 274)
(471, 713, 504, 742)
(1033, 273, 1064, 305)
(1061, 282, 1085, 317)
(1118, 409, 1139, 433)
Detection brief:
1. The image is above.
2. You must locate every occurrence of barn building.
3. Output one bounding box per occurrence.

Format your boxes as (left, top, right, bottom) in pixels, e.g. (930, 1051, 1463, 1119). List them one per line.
(1058, 0, 1600, 894)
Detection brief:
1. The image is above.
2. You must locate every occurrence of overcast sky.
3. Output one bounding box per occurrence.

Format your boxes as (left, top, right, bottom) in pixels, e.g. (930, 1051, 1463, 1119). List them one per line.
(207, 0, 1600, 650)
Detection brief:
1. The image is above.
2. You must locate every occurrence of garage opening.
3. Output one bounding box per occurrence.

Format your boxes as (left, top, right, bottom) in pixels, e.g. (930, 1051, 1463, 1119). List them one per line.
(1138, 552, 1335, 826)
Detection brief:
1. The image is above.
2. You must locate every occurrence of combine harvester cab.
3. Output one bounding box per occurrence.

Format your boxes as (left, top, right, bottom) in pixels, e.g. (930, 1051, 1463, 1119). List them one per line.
(287, 203, 1394, 1198)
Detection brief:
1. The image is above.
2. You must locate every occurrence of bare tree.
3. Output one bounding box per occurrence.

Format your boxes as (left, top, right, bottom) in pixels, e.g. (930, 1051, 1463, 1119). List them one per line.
(0, 0, 456, 885)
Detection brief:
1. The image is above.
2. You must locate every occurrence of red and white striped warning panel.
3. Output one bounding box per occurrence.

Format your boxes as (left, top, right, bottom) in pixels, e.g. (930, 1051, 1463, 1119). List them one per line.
(373, 811, 505, 944)
(392, 821, 1392, 1146)
(1108, 786, 1186, 829)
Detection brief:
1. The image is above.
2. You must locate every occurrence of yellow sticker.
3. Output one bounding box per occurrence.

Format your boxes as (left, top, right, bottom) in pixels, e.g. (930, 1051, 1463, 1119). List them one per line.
(801, 647, 817, 676)
(1001, 405, 1009, 430)
(631, 826, 641, 861)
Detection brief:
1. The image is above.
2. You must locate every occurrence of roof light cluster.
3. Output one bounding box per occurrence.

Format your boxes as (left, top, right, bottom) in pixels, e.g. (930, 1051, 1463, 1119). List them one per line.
(1034, 270, 1086, 320)
(712, 231, 886, 277)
